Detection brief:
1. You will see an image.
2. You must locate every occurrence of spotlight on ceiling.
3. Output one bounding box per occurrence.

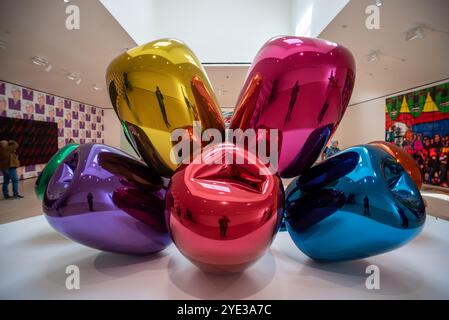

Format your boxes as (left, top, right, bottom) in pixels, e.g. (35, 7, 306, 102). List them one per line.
(45, 64, 53, 72)
(405, 26, 424, 41)
(93, 84, 100, 91)
(367, 50, 380, 62)
(31, 56, 49, 66)
(67, 72, 82, 85)
(66, 72, 78, 81)
(375, 0, 383, 7)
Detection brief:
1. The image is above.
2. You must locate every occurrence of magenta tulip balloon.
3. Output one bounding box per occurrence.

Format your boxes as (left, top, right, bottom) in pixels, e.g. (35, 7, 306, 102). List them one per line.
(230, 36, 356, 178)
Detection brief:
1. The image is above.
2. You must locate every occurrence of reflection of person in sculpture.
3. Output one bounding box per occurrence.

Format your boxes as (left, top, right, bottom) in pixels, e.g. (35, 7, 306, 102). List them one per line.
(218, 215, 230, 239)
(285, 80, 300, 123)
(363, 196, 370, 216)
(87, 192, 94, 211)
(155, 86, 170, 128)
(182, 88, 194, 114)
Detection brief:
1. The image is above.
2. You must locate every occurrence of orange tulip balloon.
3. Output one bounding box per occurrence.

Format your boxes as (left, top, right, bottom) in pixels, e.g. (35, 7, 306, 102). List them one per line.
(369, 141, 422, 189)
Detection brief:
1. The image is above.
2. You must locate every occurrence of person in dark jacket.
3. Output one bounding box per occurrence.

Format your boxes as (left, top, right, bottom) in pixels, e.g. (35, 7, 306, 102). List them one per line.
(0, 140, 24, 199)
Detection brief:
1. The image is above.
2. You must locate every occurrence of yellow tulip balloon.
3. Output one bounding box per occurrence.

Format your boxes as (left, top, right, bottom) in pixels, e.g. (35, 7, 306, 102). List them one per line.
(106, 39, 225, 177)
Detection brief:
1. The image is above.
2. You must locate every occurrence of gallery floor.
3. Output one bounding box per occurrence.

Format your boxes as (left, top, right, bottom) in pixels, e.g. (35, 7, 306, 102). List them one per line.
(0, 178, 448, 299)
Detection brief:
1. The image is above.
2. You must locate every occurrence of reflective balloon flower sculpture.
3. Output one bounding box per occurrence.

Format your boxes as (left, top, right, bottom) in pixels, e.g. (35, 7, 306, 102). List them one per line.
(106, 38, 225, 177)
(35, 36, 426, 273)
(43, 143, 171, 254)
(166, 143, 284, 273)
(285, 145, 426, 262)
(35, 143, 79, 201)
(369, 140, 422, 189)
(231, 36, 356, 177)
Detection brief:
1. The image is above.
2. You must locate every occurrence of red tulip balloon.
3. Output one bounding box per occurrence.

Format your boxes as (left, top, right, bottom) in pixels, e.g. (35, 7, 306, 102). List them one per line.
(231, 36, 356, 178)
(165, 143, 284, 274)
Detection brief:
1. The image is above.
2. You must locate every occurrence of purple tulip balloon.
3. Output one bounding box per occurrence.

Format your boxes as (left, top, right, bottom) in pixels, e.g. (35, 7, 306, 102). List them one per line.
(43, 143, 171, 254)
(230, 36, 356, 178)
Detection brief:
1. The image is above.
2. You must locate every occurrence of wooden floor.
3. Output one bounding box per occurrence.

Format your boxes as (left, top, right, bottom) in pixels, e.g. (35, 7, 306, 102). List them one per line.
(0, 178, 42, 224)
(0, 178, 448, 225)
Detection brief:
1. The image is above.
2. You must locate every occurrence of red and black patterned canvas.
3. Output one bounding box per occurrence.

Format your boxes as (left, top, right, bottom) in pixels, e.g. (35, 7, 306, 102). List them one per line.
(0, 117, 58, 166)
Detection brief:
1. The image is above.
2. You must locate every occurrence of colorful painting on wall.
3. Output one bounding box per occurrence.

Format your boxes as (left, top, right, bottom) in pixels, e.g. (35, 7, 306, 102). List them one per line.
(0, 117, 58, 167)
(0, 80, 105, 181)
(385, 81, 449, 187)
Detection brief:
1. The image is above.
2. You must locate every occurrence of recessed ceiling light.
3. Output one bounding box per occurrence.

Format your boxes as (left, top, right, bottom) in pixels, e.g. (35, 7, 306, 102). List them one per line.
(405, 26, 424, 41)
(67, 72, 77, 80)
(93, 85, 100, 91)
(367, 50, 380, 62)
(45, 64, 53, 72)
(63, 0, 71, 3)
(375, 0, 383, 7)
(67, 72, 82, 85)
(31, 56, 49, 66)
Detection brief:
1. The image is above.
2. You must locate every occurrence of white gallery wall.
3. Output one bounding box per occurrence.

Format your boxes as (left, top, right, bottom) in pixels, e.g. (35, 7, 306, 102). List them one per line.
(100, 0, 349, 63)
(332, 99, 385, 150)
(103, 109, 121, 149)
(101, 0, 291, 62)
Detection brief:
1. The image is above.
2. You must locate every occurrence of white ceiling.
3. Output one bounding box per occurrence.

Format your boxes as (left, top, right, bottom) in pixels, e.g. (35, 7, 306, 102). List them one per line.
(0, 0, 136, 108)
(205, 66, 249, 109)
(320, 0, 449, 105)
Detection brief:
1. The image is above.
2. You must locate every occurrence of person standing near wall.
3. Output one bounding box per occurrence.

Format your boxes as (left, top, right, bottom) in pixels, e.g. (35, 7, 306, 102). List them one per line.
(0, 140, 24, 199)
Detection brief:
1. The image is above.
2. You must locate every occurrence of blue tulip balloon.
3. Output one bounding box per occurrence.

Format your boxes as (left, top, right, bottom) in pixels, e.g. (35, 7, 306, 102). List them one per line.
(285, 145, 426, 262)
